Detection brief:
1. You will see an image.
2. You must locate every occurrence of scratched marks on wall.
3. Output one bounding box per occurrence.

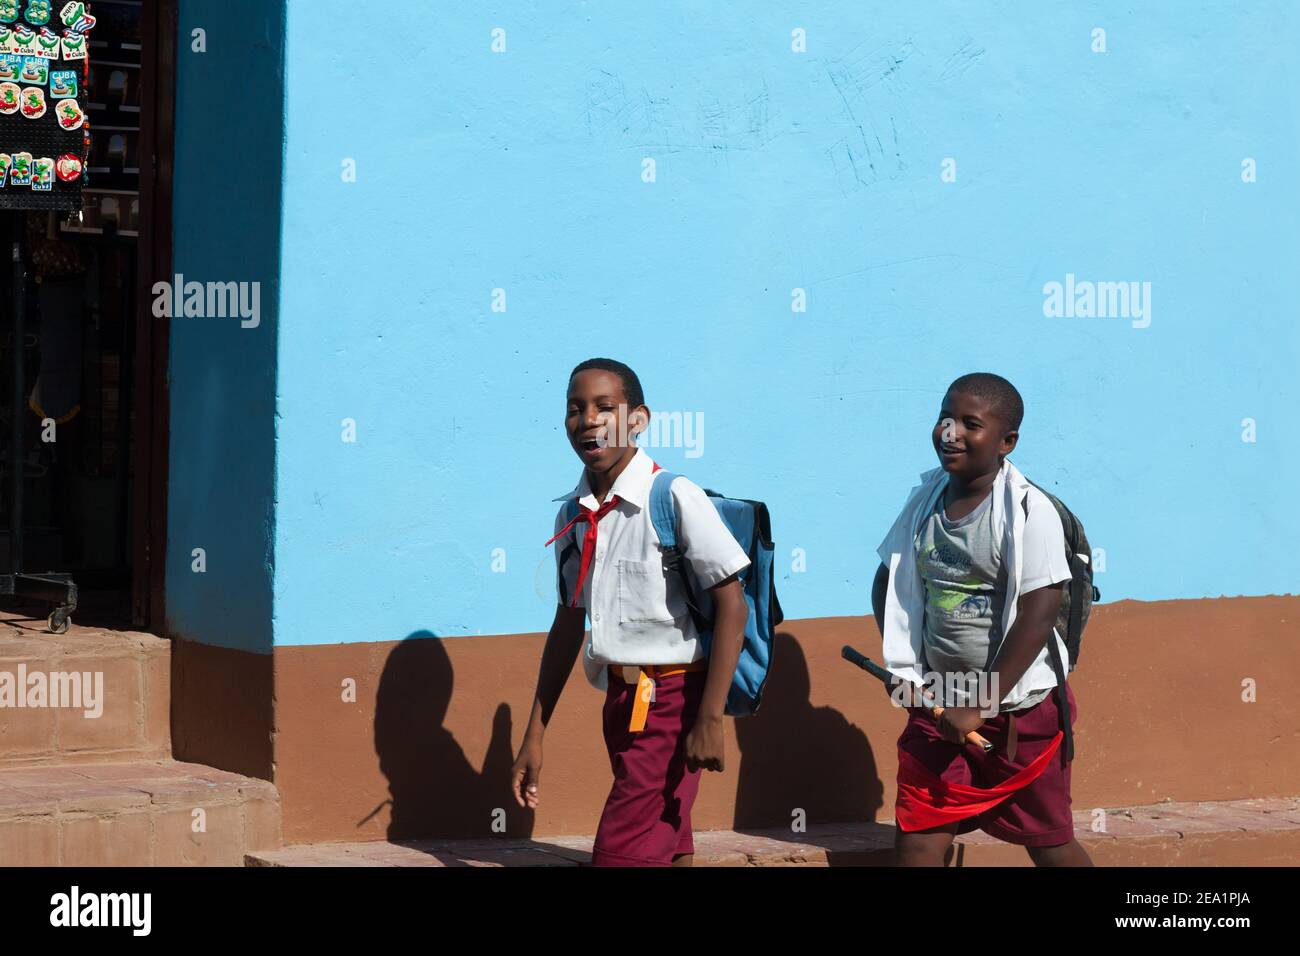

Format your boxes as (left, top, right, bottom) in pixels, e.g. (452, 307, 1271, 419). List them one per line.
(939, 37, 987, 81)
(696, 79, 777, 155)
(821, 35, 986, 194)
(823, 39, 915, 192)
(581, 34, 987, 187)
(583, 68, 779, 158)
(584, 70, 664, 139)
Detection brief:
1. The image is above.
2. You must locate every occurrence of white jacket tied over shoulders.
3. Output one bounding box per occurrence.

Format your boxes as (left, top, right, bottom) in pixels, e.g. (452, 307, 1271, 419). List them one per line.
(875, 458, 1073, 711)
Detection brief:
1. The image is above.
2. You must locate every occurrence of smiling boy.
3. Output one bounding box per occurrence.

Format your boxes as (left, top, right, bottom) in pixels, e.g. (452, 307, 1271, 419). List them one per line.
(872, 373, 1092, 866)
(510, 358, 750, 866)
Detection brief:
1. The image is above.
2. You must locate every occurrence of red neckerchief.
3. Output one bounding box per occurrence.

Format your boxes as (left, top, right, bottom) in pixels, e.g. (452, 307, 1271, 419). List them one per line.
(545, 461, 660, 607)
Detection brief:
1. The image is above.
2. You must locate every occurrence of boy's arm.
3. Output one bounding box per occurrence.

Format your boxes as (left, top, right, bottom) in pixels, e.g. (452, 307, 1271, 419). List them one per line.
(987, 582, 1065, 700)
(937, 583, 1062, 742)
(526, 501, 588, 733)
(511, 603, 586, 808)
(671, 479, 751, 773)
(987, 490, 1073, 698)
(525, 603, 587, 732)
(685, 573, 746, 772)
(871, 562, 889, 633)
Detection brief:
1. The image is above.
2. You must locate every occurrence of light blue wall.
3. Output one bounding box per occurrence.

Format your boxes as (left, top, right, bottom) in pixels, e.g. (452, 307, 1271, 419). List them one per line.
(265, 1, 1299, 647)
(166, 0, 284, 652)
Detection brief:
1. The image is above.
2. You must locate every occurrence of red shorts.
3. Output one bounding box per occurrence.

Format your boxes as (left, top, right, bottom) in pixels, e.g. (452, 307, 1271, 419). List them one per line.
(896, 683, 1077, 847)
(591, 669, 705, 867)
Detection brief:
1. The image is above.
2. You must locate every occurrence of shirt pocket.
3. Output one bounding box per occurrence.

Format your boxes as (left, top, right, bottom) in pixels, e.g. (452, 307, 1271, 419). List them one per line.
(616, 558, 687, 625)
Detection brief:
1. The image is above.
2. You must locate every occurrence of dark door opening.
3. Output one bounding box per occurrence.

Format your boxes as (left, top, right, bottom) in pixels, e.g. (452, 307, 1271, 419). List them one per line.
(1, 0, 174, 633)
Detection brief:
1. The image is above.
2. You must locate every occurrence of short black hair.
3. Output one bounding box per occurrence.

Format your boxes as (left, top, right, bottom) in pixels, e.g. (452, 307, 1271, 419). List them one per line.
(569, 358, 645, 408)
(947, 372, 1024, 432)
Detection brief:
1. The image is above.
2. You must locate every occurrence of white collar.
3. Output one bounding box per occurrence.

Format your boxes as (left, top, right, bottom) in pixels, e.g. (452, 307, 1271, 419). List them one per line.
(552, 447, 658, 511)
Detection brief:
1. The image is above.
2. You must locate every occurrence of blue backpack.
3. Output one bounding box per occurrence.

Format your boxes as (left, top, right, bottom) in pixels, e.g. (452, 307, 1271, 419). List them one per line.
(556, 472, 783, 715)
(647, 471, 783, 716)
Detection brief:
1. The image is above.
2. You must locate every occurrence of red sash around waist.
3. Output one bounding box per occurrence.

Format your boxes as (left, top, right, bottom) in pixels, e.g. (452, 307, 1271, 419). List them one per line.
(895, 731, 1063, 831)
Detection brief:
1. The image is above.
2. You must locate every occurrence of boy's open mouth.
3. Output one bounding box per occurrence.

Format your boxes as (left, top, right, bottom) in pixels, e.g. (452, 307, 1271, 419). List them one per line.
(577, 435, 610, 458)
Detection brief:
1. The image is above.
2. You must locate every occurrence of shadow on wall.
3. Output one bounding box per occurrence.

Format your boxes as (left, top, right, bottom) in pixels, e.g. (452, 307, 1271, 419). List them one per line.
(373, 631, 534, 841)
(366, 630, 882, 844)
(734, 631, 884, 829)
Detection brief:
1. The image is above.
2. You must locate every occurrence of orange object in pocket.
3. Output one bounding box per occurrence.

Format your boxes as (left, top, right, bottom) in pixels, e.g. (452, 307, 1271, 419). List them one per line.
(610, 662, 708, 732)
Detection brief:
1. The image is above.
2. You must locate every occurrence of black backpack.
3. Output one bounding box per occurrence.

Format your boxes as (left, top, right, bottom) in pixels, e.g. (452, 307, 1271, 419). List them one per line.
(1023, 483, 1100, 762)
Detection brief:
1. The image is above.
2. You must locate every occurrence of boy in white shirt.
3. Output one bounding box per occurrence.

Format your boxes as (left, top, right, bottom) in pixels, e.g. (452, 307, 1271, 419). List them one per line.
(511, 358, 751, 866)
(872, 373, 1093, 866)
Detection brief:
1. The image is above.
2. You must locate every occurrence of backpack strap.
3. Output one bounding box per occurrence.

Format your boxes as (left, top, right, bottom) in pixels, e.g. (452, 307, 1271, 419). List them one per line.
(1027, 480, 1089, 667)
(1066, 554, 1086, 664)
(648, 471, 712, 635)
(1023, 487, 1074, 763)
(1047, 633, 1074, 763)
(556, 498, 581, 607)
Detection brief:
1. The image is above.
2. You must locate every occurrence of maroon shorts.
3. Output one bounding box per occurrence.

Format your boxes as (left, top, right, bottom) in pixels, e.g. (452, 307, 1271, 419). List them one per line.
(591, 669, 705, 867)
(896, 683, 1078, 847)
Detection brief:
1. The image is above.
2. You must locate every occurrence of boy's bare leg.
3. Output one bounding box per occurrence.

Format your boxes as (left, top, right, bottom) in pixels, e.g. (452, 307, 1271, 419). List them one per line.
(671, 853, 693, 867)
(895, 825, 958, 866)
(1027, 838, 1093, 867)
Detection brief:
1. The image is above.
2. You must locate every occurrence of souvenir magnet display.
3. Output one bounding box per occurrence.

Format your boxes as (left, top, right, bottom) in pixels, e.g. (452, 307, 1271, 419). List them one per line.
(0, 0, 92, 205)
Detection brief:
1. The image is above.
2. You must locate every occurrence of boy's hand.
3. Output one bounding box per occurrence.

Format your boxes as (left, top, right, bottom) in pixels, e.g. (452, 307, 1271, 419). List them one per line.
(685, 714, 725, 773)
(510, 736, 543, 809)
(936, 706, 987, 745)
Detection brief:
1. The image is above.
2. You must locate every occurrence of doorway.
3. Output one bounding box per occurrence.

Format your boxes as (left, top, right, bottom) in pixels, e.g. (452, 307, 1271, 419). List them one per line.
(0, 0, 174, 632)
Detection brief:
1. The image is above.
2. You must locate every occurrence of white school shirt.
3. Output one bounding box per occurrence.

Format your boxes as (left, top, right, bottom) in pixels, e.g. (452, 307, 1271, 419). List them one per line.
(553, 448, 751, 691)
(875, 458, 1073, 711)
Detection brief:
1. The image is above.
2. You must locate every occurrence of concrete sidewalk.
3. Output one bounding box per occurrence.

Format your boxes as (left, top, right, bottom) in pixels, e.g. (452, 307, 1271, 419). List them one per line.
(248, 795, 1300, 867)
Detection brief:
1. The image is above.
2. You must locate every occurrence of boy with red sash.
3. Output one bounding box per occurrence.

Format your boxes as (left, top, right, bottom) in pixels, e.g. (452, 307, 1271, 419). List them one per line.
(872, 373, 1093, 866)
(511, 358, 750, 866)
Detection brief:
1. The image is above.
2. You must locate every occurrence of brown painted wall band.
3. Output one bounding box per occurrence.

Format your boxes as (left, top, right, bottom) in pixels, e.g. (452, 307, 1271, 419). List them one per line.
(175, 596, 1300, 846)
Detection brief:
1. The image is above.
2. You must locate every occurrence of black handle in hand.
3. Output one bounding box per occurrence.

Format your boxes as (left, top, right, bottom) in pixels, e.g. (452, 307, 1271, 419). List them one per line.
(841, 646, 995, 753)
(841, 645, 893, 685)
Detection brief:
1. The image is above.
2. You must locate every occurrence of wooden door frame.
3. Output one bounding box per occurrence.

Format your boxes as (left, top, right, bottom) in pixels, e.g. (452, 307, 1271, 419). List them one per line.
(132, 0, 176, 630)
